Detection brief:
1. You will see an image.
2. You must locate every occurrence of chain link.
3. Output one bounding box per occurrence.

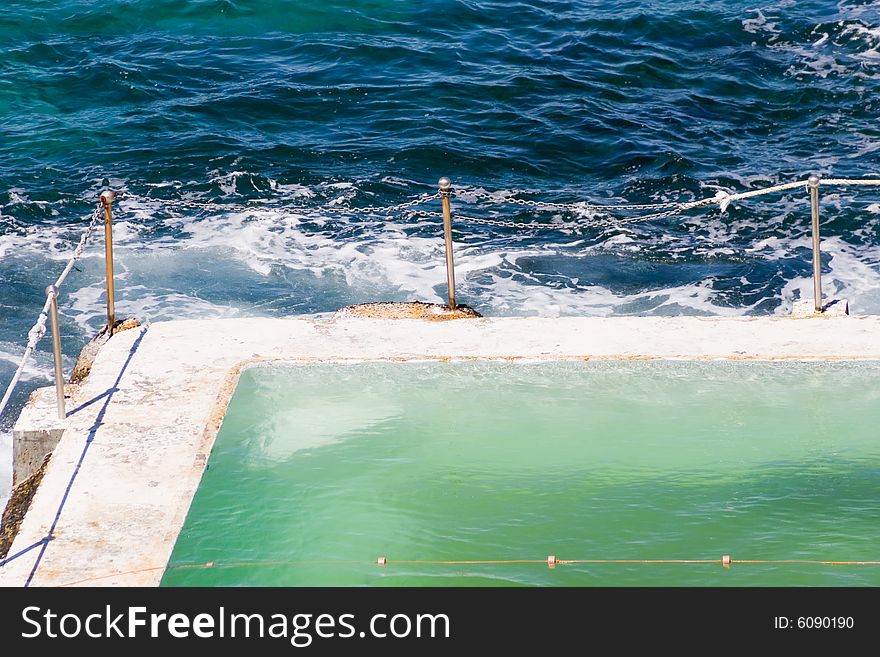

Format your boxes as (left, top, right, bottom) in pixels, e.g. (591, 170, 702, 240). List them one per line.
(446, 187, 706, 230)
(460, 188, 679, 211)
(401, 209, 565, 230)
(456, 214, 550, 229)
(328, 192, 440, 214)
(453, 208, 686, 231)
(118, 185, 713, 231)
(117, 176, 880, 235)
(125, 191, 440, 216)
(446, 180, 817, 231)
(128, 196, 249, 213)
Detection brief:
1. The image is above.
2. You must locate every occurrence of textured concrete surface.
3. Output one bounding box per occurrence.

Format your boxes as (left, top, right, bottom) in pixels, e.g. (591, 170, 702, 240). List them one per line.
(12, 385, 75, 486)
(339, 301, 482, 319)
(1, 314, 879, 587)
(1, 455, 49, 560)
(69, 318, 141, 384)
(791, 298, 849, 317)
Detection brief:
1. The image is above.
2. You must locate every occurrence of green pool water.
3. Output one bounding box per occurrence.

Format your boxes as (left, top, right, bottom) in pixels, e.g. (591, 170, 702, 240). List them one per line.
(161, 361, 880, 587)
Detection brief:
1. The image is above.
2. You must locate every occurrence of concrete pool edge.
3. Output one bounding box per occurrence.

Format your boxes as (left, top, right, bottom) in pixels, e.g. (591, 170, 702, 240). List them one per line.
(2, 314, 880, 587)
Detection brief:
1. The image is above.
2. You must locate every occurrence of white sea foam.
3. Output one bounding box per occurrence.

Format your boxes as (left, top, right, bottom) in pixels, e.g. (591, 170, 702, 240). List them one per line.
(471, 266, 745, 317)
(765, 5, 880, 79)
(753, 233, 880, 315)
(841, 22, 880, 61)
(4, 173, 880, 337)
(165, 204, 761, 317)
(0, 343, 55, 383)
(64, 280, 249, 335)
(742, 9, 780, 36)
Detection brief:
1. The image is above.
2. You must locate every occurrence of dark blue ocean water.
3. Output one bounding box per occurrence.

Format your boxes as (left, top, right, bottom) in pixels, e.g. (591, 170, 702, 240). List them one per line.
(2, 1, 880, 493)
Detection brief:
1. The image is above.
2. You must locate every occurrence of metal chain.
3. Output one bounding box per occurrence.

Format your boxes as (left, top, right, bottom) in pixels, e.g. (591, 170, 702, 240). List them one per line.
(325, 192, 440, 214)
(452, 207, 686, 231)
(127, 191, 440, 216)
(456, 214, 552, 229)
(404, 203, 685, 230)
(119, 176, 880, 235)
(405, 203, 686, 231)
(446, 180, 819, 232)
(400, 209, 549, 229)
(129, 195, 285, 214)
(460, 188, 679, 211)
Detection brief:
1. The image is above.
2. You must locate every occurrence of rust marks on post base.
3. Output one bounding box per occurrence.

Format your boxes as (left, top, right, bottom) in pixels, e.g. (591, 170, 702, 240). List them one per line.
(338, 301, 481, 321)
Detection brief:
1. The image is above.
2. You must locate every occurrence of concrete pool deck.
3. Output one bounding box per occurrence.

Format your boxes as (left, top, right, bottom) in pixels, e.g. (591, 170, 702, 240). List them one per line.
(1, 313, 879, 587)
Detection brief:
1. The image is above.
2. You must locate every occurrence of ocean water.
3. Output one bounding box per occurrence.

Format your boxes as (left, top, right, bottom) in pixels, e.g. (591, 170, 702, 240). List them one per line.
(163, 362, 880, 587)
(2, 1, 880, 504)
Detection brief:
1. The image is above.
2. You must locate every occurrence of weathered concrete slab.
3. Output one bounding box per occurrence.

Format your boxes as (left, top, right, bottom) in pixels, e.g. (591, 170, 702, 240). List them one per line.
(0, 455, 50, 560)
(791, 298, 849, 317)
(69, 318, 141, 384)
(339, 301, 481, 319)
(1, 314, 879, 587)
(11, 385, 75, 486)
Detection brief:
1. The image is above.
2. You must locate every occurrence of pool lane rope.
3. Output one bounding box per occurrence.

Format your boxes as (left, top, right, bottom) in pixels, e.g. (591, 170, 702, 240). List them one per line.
(56, 554, 880, 587)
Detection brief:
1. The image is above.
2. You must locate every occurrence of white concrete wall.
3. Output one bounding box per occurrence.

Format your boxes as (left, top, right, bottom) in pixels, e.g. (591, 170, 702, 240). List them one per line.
(1, 314, 879, 588)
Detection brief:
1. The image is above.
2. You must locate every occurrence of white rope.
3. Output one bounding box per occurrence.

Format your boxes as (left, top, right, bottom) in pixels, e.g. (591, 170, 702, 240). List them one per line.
(452, 181, 812, 230)
(453, 177, 880, 230)
(680, 177, 880, 215)
(0, 204, 103, 422)
(122, 176, 880, 233)
(682, 180, 810, 213)
(822, 178, 880, 187)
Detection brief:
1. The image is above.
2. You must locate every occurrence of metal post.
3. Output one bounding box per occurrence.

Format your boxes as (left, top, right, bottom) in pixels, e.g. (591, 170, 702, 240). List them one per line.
(438, 177, 456, 309)
(808, 174, 822, 313)
(101, 190, 116, 330)
(46, 285, 66, 421)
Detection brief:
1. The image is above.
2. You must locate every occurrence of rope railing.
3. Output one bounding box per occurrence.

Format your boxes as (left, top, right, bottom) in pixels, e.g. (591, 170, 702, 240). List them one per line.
(0, 202, 105, 423)
(439, 174, 880, 313)
(822, 178, 880, 187)
(54, 552, 880, 586)
(453, 177, 880, 229)
(414, 174, 880, 314)
(176, 554, 880, 569)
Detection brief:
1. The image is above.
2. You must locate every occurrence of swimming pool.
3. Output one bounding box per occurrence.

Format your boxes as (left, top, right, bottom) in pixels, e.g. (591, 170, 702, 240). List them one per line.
(162, 360, 880, 587)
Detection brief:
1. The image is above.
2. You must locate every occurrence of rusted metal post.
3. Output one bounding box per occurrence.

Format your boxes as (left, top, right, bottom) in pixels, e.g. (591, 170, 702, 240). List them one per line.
(46, 285, 66, 420)
(808, 174, 822, 313)
(438, 177, 456, 309)
(101, 190, 116, 330)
